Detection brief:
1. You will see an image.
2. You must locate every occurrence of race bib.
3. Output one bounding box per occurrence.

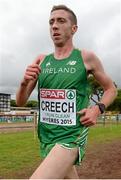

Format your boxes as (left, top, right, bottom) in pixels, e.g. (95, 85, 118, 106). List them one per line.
(40, 89, 76, 126)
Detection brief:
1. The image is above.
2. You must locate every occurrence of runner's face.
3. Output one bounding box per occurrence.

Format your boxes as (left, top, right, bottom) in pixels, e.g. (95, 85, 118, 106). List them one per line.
(49, 10, 75, 47)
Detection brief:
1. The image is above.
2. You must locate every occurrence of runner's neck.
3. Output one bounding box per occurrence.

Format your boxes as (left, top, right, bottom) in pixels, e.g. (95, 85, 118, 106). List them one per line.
(54, 45, 74, 60)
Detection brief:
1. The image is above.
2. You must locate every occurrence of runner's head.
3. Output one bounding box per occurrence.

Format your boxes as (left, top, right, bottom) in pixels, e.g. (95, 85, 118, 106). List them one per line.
(51, 5, 77, 26)
(49, 5, 78, 47)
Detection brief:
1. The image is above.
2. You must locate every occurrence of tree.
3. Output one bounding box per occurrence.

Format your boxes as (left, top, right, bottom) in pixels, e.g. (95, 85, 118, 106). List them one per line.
(88, 75, 104, 101)
(88, 75, 120, 112)
(11, 99, 38, 108)
(26, 100, 38, 108)
(10, 99, 17, 107)
(107, 89, 121, 112)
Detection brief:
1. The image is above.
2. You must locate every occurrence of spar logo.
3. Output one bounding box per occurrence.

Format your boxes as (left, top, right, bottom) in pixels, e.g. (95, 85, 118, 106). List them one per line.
(40, 89, 65, 99)
(66, 90, 75, 100)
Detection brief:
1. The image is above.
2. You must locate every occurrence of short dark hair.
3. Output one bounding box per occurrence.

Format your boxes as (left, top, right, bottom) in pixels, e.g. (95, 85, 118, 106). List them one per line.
(51, 5, 77, 25)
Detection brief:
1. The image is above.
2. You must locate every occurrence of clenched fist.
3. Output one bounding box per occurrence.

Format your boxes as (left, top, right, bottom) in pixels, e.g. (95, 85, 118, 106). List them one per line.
(22, 58, 41, 86)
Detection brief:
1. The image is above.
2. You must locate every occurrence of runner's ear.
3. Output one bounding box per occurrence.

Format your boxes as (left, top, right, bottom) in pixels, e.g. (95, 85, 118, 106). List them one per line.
(72, 25, 78, 34)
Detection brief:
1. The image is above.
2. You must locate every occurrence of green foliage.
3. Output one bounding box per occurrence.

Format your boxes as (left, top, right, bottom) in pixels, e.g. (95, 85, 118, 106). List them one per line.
(11, 100, 38, 108)
(88, 75, 104, 101)
(10, 100, 17, 107)
(88, 75, 120, 112)
(107, 89, 121, 112)
(26, 100, 38, 108)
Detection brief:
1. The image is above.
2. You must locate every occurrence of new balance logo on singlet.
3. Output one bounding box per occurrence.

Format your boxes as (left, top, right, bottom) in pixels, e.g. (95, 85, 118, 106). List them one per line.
(66, 61, 77, 65)
(45, 60, 76, 67)
(46, 62, 51, 67)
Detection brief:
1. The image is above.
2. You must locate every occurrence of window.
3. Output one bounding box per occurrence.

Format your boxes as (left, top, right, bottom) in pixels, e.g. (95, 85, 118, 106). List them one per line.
(0, 93, 11, 112)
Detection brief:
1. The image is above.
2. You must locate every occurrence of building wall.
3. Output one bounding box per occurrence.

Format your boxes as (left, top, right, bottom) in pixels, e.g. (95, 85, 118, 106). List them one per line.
(0, 93, 11, 112)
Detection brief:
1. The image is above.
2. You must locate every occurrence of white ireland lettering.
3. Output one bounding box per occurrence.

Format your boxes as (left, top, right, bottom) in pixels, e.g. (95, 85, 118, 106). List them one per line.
(42, 67, 76, 74)
(58, 68, 63, 73)
(42, 69, 45, 73)
(70, 68, 76, 73)
(44, 68, 49, 73)
(53, 68, 57, 74)
(64, 68, 70, 73)
(49, 68, 53, 73)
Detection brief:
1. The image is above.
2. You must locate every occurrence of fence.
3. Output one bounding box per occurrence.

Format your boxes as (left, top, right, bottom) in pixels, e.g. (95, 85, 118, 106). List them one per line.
(98, 113, 121, 125)
(0, 112, 37, 137)
(0, 113, 121, 131)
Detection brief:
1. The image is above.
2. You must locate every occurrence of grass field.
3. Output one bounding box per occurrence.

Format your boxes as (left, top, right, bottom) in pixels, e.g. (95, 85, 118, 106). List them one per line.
(88, 124, 121, 144)
(0, 124, 121, 179)
(0, 130, 40, 179)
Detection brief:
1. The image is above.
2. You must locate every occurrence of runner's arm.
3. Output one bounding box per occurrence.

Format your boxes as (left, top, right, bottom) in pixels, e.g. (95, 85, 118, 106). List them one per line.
(88, 51, 117, 108)
(80, 50, 117, 126)
(16, 55, 45, 106)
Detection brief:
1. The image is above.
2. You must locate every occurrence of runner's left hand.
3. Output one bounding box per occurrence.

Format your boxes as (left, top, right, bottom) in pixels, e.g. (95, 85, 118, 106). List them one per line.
(77, 106, 101, 127)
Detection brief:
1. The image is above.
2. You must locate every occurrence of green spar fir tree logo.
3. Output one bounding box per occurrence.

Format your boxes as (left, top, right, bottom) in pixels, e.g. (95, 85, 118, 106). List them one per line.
(66, 90, 75, 100)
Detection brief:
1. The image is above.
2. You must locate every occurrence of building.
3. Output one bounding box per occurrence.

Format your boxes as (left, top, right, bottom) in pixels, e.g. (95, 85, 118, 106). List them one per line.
(0, 93, 11, 112)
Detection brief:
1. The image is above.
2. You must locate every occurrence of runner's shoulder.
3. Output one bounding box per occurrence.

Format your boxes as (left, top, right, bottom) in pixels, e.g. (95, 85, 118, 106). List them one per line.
(81, 49, 97, 73)
(81, 49, 96, 63)
(33, 54, 46, 64)
(36, 54, 46, 62)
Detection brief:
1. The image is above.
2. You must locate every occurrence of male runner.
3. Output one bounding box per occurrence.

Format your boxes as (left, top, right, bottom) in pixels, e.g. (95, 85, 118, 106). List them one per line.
(16, 5, 117, 179)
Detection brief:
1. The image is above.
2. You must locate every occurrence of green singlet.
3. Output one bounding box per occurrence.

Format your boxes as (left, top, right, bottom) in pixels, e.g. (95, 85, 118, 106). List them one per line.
(38, 48, 90, 165)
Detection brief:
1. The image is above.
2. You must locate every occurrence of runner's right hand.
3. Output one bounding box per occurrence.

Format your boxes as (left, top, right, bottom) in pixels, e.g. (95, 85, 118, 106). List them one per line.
(22, 58, 41, 86)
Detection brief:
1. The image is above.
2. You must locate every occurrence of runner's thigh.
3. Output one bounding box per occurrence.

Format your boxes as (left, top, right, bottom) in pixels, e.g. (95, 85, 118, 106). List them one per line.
(30, 144, 78, 179)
